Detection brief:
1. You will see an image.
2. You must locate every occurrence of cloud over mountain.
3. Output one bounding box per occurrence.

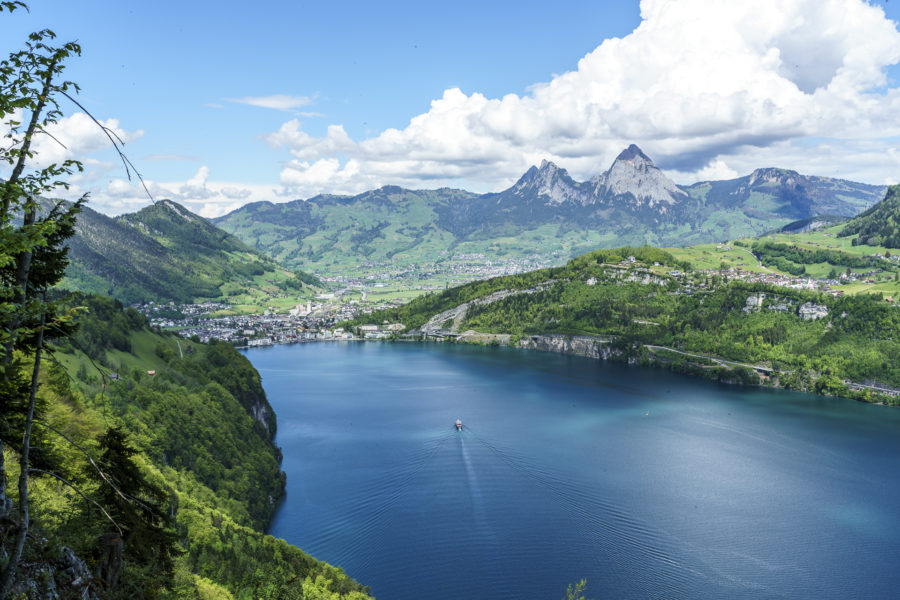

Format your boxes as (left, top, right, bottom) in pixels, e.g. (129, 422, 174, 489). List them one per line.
(267, 0, 900, 198)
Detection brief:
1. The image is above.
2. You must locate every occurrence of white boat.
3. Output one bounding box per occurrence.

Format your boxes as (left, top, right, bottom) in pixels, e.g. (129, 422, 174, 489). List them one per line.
(455, 419, 463, 431)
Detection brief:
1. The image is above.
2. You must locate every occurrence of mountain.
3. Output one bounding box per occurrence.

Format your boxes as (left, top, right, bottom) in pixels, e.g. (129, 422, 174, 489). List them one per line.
(592, 144, 688, 209)
(61, 199, 319, 303)
(839, 184, 900, 247)
(212, 145, 885, 277)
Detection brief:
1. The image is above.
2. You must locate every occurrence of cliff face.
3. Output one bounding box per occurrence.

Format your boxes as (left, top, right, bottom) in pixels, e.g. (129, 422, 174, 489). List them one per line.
(3, 544, 98, 600)
(196, 340, 278, 440)
(518, 334, 622, 361)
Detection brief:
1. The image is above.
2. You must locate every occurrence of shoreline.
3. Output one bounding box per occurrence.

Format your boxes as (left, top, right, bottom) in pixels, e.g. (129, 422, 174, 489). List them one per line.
(401, 331, 900, 406)
(233, 331, 899, 406)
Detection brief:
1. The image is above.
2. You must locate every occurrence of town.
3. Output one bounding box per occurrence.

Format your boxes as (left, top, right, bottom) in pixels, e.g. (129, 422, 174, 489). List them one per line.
(134, 250, 897, 349)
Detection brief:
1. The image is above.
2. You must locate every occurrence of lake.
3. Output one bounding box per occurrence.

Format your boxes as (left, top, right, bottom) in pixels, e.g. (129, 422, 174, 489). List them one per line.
(244, 341, 900, 600)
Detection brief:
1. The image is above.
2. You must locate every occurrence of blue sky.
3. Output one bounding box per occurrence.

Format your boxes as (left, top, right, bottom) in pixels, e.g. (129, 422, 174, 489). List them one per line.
(3, 1, 900, 216)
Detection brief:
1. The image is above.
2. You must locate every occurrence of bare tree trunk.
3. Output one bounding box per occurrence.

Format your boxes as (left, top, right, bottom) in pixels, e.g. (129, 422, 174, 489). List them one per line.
(1, 62, 55, 366)
(0, 202, 37, 534)
(0, 447, 9, 523)
(0, 306, 44, 598)
(96, 532, 123, 590)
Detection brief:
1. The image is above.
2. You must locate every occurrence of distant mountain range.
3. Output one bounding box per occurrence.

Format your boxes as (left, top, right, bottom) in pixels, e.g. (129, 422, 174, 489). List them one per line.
(61, 199, 318, 304)
(213, 145, 885, 274)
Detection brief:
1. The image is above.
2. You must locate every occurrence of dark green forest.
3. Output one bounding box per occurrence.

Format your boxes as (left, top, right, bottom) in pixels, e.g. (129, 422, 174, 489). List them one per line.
(750, 240, 892, 276)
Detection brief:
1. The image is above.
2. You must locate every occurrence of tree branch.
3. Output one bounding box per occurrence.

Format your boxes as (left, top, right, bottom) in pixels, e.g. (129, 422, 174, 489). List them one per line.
(32, 419, 158, 517)
(28, 468, 122, 536)
(0, 56, 57, 217)
(59, 89, 153, 203)
(34, 127, 67, 150)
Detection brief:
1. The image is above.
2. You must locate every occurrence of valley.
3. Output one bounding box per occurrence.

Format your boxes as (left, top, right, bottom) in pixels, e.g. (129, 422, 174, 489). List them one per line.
(213, 146, 885, 287)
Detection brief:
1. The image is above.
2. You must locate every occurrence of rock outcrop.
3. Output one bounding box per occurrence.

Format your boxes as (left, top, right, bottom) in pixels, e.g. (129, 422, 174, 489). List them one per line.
(518, 334, 619, 360)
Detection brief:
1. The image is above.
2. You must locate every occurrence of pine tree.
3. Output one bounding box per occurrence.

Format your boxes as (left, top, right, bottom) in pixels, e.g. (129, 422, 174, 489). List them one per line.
(92, 427, 180, 595)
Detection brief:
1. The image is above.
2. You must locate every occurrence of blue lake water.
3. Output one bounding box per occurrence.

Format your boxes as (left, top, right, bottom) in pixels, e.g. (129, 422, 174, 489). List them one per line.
(245, 341, 900, 599)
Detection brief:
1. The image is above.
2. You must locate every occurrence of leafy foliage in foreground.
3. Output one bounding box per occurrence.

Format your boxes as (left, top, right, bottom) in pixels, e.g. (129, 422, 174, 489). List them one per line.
(15, 294, 371, 599)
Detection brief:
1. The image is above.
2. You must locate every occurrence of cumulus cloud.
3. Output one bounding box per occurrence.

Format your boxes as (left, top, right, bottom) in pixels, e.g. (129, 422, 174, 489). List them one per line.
(226, 94, 314, 111)
(67, 167, 277, 218)
(6, 112, 144, 170)
(179, 166, 214, 199)
(267, 0, 900, 197)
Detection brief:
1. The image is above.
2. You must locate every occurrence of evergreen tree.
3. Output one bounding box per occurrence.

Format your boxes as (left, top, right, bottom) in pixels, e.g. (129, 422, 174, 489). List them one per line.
(92, 426, 180, 595)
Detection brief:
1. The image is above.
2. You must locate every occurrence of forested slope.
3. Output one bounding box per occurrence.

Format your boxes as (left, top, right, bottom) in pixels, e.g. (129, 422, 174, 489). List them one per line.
(6, 294, 371, 599)
(349, 246, 900, 403)
(61, 200, 320, 304)
(840, 184, 900, 248)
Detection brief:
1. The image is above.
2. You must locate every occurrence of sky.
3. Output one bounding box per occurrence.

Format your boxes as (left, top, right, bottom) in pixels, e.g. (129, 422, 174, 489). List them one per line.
(3, 0, 900, 217)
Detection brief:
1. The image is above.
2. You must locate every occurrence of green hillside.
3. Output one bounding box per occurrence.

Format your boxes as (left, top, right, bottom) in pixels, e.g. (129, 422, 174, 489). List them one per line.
(348, 243, 900, 403)
(9, 294, 372, 599)
(839, 184, 900, 248)
(214, 167, 884, 281)
(61, 199, 320, 304)
(214, 187, 474, 274)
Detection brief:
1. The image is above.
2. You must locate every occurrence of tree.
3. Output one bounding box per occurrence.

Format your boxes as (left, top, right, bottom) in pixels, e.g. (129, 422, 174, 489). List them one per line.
(0, 4, 86, 593)
(90, 427, 179, 594)
(0, 3, 147, 593)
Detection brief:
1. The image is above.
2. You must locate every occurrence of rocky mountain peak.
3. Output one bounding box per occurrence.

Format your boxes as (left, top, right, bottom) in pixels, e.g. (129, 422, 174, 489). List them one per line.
(748, 168, 803, 187)
(614, 143, 653, 164)
(594, 145, 686, 210)
(512, 159, 585, 205)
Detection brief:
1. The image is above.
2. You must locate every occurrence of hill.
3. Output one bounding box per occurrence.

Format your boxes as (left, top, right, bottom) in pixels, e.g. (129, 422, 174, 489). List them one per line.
(839, 184, 900, 248)
(346, 242, 900, 404)
(61, 199, 320, 304)
(5, 293, 372, 599)
(213, 146, 884, 279)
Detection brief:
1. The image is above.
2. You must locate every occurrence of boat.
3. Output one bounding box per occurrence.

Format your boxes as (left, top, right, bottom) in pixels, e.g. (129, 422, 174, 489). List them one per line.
(455, 419, 463, 431)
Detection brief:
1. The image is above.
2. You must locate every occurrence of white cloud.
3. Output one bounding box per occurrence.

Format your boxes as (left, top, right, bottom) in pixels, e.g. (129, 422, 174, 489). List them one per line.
(7, 112, 144, 170)
(179, 166, 213, 199)
(220, 186, 252, 200)
(66, 167, 277, 218)
(226, 94, 314, 111)
(266, 0, 900, 197)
